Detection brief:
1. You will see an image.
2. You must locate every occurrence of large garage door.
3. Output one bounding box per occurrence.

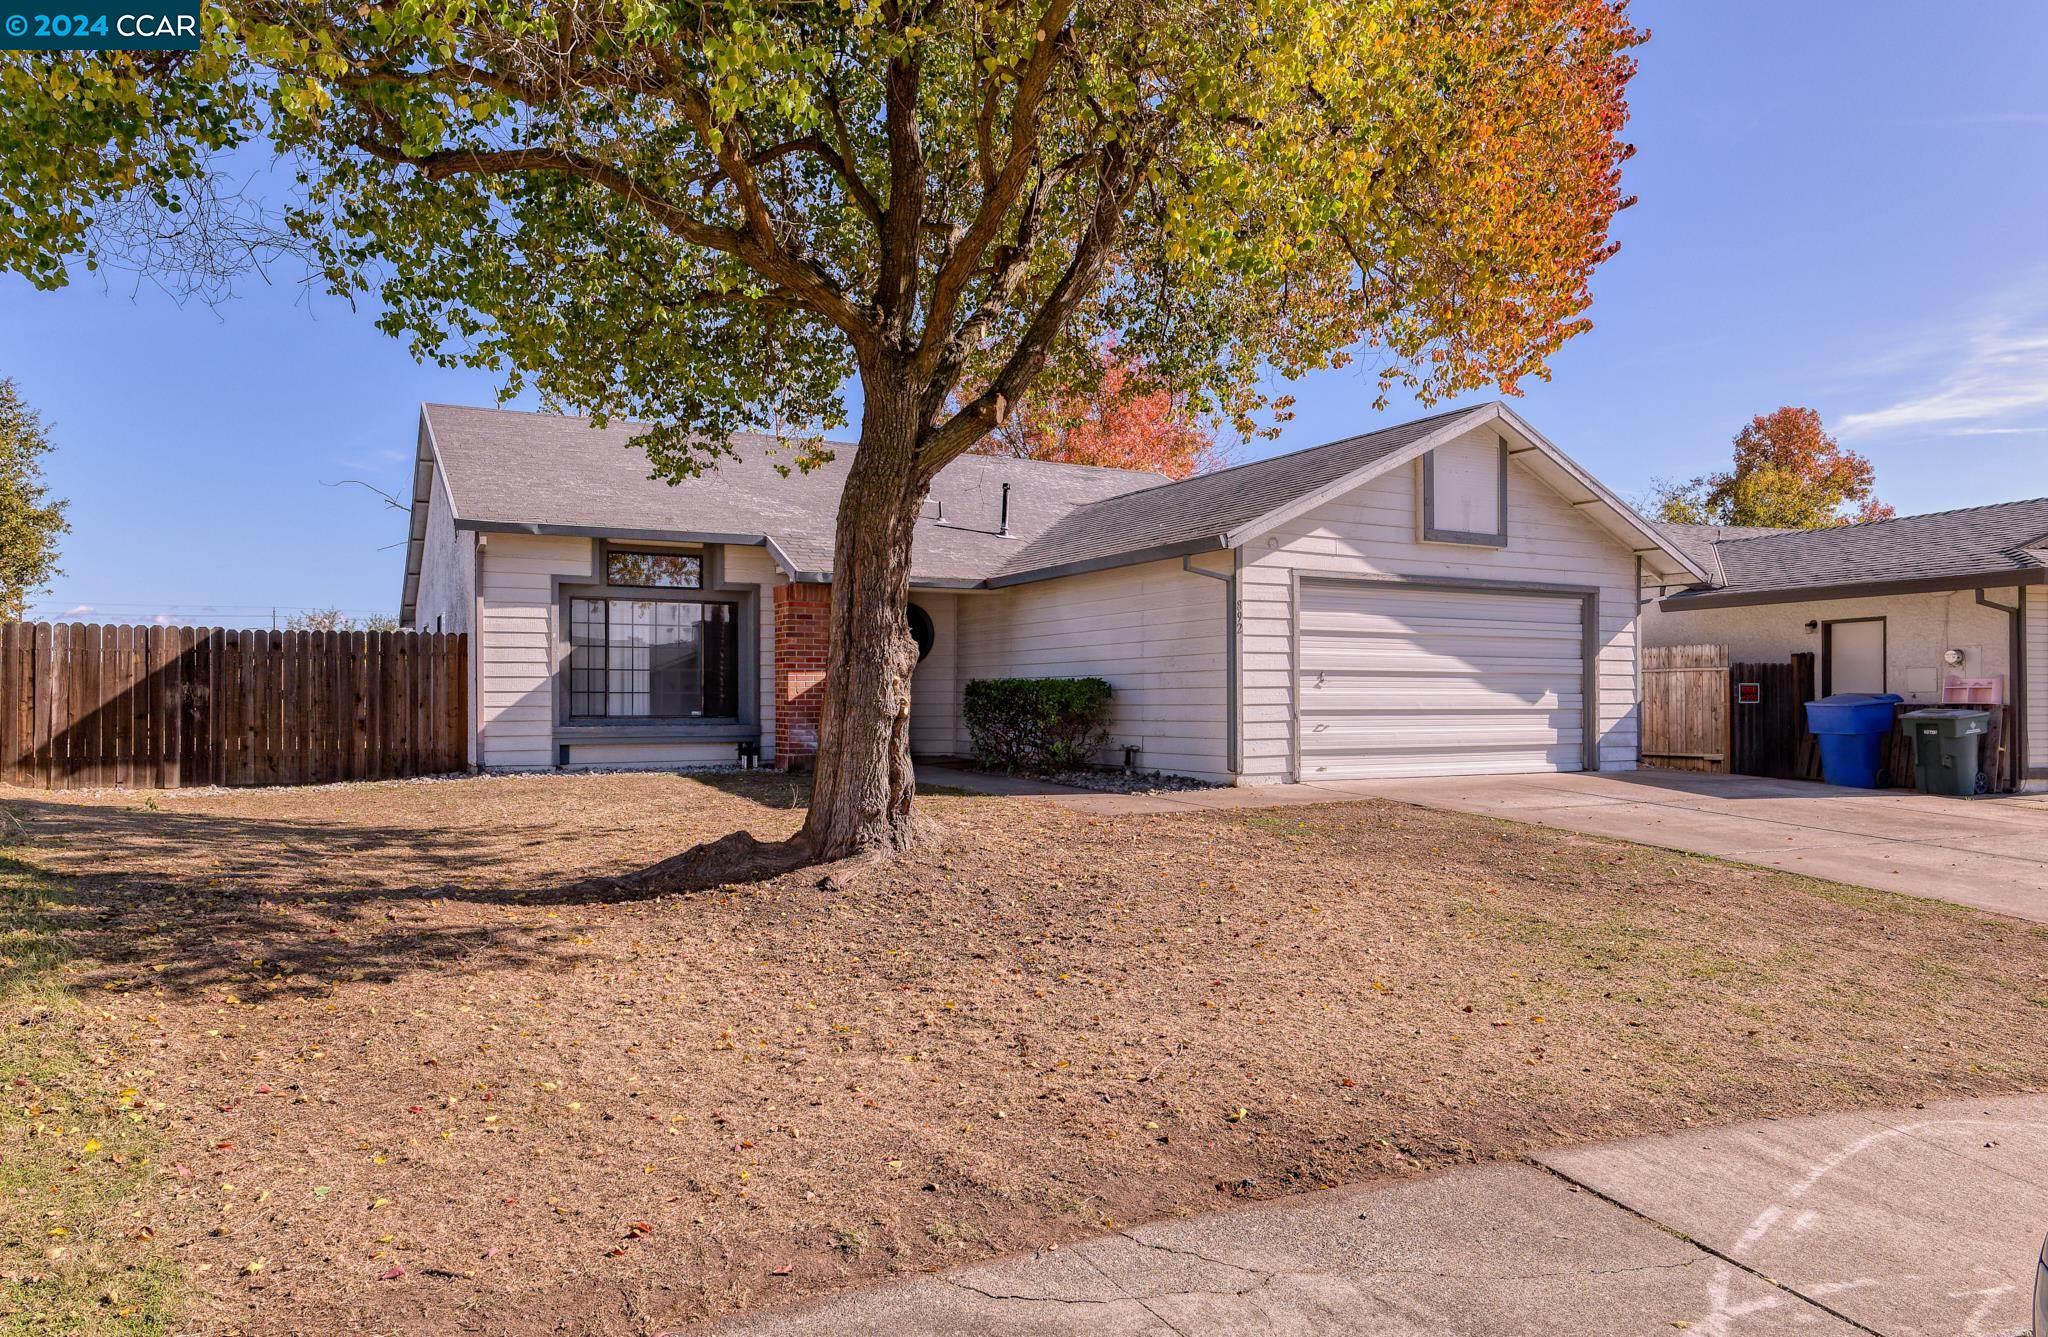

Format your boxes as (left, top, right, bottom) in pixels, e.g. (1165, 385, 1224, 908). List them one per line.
(1297, 579, 1587, 779)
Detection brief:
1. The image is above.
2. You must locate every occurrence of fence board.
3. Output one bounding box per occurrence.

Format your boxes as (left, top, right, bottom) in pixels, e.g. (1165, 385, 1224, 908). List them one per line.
(1640, 644, 1729, 773)
(0, 621, 468, 791)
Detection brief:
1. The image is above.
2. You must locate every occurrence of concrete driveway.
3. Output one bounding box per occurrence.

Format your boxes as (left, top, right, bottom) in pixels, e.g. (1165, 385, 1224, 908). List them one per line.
(922, 766, 2048, 925)
(1337, 770, 2048, 925)
(710, 1094, 2048, 1336)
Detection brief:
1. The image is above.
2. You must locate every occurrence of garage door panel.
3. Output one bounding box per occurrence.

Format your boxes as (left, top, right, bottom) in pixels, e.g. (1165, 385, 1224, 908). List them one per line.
(1303, 718, 1583, 749)
(1303, 683, 1582, 712)
(1301, 741, 1585, 779)
(1295, 579, 1587, 780)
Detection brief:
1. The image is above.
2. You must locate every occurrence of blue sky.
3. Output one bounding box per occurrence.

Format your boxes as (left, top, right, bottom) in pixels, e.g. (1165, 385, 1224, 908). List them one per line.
(2, 2, 2046, 625)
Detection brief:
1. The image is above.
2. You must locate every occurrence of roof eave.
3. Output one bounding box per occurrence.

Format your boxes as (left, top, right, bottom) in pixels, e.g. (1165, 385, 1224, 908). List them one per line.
(1221, 406, 1498, 551)
(1660, 568, 2047, 611)
(1490, 404, 1714, 586)
(398, 408, 445, 627)
(984, 534, 1231, 588)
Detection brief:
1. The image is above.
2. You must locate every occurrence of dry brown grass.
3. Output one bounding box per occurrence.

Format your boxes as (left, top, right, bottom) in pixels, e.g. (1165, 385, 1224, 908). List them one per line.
(6, 769, 2047, 1335)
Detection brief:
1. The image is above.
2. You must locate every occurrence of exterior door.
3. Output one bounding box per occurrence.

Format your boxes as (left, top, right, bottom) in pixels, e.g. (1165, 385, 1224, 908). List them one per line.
(1823, 618, 1887, 695)
(1296, 578, 1589, 779)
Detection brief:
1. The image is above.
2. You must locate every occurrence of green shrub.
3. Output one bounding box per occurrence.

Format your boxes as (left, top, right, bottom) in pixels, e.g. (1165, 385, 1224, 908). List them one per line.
(963, 677, 1113, 772)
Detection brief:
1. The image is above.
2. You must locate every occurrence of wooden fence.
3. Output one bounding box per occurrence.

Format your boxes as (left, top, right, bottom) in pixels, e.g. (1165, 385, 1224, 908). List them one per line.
(1640, 644, 1729, 772)
(1729, 655, 1812, 779)
(0, 623, 468, 790)
(1644, 644, 2019, 793)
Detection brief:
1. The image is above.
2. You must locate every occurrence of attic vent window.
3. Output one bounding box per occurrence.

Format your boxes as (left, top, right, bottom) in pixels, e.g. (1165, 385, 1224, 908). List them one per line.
(608, 550, 702, 589)
(1421, 436, 1509, 547)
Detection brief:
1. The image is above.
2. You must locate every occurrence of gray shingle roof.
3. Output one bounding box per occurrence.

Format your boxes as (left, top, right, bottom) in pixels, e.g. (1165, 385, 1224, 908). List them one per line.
(988, 406, 1483, 581)
(413, 399, 1691, 602)
(422, 404, 1162, 584)
(420, 402, 1492, 588)
(1658, 500, 2048, 602)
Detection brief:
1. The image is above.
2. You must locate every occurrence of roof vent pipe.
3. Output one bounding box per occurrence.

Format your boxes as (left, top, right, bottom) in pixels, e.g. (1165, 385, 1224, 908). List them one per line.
(998, 483, 1011, 536)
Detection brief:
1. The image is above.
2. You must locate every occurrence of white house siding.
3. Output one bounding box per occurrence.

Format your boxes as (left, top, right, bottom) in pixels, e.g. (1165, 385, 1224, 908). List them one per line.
(956, 557, 1232, 782)
(909, 591, 961, 757)
(1239, 439, 1642, 783)
(2029, 586, 2047, 775)
(1642, 588, 2016, 703)
(723, 544, 784, 765)
(411, 468, 473, 637)
(476, 534, 597, 769)
(472, 537, 784, 770)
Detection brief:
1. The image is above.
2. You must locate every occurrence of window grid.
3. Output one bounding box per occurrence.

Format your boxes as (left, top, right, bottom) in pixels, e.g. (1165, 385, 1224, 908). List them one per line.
(568, 597, 736, 720)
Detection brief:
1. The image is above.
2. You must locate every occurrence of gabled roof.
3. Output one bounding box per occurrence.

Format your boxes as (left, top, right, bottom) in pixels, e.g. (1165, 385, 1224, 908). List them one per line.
(1656, 499, 2048, 609)
(405, 404, 1159, 608)
(401, 400, 1705, 622)
(987, 408, 1473, 582)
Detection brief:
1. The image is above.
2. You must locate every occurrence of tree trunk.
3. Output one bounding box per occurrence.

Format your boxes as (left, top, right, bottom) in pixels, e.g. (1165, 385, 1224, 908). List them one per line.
(797, 369, 929, 861)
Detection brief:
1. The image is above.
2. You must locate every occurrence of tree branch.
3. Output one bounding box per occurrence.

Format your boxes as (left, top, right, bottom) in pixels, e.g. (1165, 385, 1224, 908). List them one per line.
(919, 142, 1142, 474)
(915, 0, 1073, 376)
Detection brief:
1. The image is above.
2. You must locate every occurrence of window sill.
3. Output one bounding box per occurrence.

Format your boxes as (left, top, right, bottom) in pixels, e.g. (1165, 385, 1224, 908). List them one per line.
(555, 721, 758, 744)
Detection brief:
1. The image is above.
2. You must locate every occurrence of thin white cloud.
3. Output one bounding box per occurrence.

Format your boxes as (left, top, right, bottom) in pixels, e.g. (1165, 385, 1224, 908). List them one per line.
(1837, 291, 2048, 438)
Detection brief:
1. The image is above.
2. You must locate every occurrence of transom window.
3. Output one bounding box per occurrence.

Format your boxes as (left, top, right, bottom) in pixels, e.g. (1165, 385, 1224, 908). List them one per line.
(569, 598, 738, 719)
(607, 549, 702, 589)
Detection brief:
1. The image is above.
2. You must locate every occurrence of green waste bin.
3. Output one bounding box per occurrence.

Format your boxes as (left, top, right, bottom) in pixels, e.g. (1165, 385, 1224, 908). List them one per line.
(1900, 707, 1992, 796)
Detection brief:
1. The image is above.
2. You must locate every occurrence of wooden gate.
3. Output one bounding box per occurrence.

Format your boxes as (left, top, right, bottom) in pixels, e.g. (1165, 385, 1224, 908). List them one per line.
(1640, 644, 1729, 772)
(1729, 655, 1812, 779)
(0, 622, 469, 791)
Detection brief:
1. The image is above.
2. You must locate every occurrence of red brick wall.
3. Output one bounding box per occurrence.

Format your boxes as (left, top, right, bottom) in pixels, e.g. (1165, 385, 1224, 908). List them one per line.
(773, 582, 831, 768)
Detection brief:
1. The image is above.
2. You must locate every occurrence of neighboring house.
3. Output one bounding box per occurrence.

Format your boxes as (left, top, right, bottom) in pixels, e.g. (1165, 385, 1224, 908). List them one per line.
(1644, 502, 2048, 788)
(401, 401, 1704, 783)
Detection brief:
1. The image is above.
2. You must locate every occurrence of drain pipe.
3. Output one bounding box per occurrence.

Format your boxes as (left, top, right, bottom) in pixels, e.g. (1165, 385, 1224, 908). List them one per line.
(1183, 552, 1240, 777)
(1976, 587, 2025, 785)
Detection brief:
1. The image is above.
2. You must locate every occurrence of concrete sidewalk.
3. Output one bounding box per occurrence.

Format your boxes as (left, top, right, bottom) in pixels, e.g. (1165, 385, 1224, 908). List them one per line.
(919, 765, 2048, 924)
(711, 1094, 2048, 1336)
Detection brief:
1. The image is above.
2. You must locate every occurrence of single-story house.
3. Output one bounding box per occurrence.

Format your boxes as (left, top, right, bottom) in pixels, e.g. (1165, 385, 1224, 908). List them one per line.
(400, 400, 1707, 783)
(1643, 504, 2048, 789)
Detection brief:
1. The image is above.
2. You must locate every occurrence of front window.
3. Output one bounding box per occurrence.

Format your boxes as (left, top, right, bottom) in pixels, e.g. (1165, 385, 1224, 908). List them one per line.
(569, 597, 738, 719)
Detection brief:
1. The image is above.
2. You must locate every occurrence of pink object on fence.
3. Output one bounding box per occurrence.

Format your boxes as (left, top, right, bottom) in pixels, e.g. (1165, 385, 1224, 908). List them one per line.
(1942, 675, 2004, 706)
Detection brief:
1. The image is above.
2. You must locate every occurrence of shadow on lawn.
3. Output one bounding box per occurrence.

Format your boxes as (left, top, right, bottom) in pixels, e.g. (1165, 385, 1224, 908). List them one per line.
(1, 779, 824, 1000)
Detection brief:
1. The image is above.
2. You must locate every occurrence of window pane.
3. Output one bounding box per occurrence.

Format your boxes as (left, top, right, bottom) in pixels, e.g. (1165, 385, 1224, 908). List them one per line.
(569, 599, 607, 718)
(649, 604, 703, 717)
(566, 596, 737, 720)
(608, 551, 701, 589)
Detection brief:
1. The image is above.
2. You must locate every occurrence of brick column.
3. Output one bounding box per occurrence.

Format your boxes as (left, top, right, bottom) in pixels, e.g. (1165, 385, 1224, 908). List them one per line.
(772, 582, 831, 769)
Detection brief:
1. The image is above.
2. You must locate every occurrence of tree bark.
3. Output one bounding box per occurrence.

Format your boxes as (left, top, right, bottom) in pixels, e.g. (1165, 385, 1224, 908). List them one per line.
(796, 366, 929, 861)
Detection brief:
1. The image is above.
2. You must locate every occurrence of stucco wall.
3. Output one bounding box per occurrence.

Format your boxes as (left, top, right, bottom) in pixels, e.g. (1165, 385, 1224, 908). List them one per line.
(1238, 424, 1644, 782)
(1643, 587, 2017, 704)
(2029, 587, 2046, 774)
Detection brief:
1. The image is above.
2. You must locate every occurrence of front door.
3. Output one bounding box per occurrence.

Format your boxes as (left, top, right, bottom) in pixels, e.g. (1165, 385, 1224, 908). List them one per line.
(1823, 618, 1886, 695)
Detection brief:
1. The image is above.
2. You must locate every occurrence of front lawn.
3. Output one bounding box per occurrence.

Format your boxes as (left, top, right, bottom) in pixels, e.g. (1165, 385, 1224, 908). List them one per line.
(6, 770, 2047, 1334)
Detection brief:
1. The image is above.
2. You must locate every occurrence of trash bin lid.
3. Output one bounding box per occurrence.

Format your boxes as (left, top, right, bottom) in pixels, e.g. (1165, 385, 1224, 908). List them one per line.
(1902, 707, 1992, 719)
(1815, 693, 1904, 706)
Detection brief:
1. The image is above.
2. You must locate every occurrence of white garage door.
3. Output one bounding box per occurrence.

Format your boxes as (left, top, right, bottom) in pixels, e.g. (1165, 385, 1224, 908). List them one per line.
(1297, 579, 1587, 779)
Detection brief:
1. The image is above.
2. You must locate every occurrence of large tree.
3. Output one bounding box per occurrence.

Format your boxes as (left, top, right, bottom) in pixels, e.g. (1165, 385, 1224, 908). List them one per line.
(1652, 407, 1895, 529)
(3, 0, 1643, 865)
(0, 380, 70, 620)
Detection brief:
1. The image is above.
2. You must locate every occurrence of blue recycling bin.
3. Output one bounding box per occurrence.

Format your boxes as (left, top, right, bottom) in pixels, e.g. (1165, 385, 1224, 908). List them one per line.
(1804, 693, 1903, 788)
